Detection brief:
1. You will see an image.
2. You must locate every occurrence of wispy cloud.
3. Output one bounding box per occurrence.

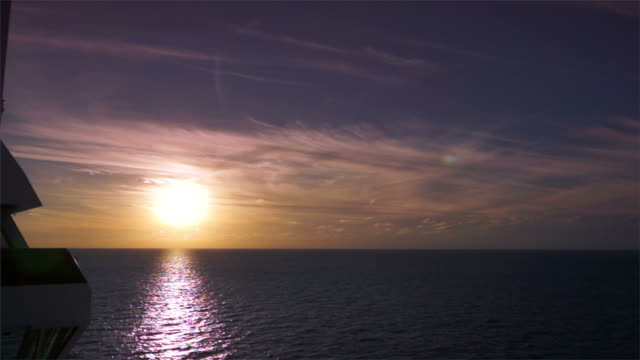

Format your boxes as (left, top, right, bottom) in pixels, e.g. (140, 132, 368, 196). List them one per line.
(236, 26, 438, 76)
(222, 70, 302, 85)
(351, 22, 510, 64)
(213, 59, 225, 109)
(192, 66, 302, 86)
(407, 38, 510, 63)
(236, 27, 346, 54)
(5, 106, 637, 248)
(363, 46, 437, 69)
(4, 107, 637, 226)
(12, 32, 419, 85)
(10, 33, 230, 62)
(288, 58, 401, 83)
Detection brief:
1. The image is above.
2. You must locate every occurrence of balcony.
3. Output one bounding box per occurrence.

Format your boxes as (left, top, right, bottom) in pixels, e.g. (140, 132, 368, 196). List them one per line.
(1, 248, 91, 359)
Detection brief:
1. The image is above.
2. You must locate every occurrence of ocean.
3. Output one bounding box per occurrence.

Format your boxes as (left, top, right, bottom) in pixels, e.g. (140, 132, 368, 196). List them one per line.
(67, 249, 639, 359)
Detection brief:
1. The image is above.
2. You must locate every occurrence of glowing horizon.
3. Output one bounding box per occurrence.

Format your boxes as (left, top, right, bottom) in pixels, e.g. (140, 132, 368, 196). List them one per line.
(2, 2, 637, 249)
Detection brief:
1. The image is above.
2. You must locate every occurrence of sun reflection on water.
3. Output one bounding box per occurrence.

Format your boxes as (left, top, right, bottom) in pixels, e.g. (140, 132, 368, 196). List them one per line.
(131, 251, 234, 359)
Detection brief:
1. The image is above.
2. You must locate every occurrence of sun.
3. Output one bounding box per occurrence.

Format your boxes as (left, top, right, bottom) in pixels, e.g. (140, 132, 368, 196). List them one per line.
(152, 180, 210, 227)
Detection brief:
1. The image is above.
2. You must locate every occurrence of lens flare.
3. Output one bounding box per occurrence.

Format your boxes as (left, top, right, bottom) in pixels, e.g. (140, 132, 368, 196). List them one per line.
(441, 154, 457, 165)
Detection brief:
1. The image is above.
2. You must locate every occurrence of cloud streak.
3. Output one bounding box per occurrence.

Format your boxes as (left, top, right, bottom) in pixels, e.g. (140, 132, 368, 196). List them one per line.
(11, 33, 230, 62)
(287, 58, 402, 83)
(4, 106, 637, 248)
(12, 32, 423, 85)
(236, 27, 347, 54)
(236, 26, 437, 78)
(4, 107, 637, 225)
(192, 66, 302, 86)
(363, 46, 438, 69)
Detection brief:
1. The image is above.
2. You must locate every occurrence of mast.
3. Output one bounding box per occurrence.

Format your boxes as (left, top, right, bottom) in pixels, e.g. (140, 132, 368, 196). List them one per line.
(1, 0, 40, 247)
(1, 2, 91, 358)
(1, 0, 11, 121)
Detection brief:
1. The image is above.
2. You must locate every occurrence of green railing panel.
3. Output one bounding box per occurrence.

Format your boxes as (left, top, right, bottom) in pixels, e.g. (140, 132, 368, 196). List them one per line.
(1, 249, 87, 286)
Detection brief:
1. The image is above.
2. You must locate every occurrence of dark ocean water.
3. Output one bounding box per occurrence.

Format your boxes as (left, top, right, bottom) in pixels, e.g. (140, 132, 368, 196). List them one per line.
(67, 249, 639, 359)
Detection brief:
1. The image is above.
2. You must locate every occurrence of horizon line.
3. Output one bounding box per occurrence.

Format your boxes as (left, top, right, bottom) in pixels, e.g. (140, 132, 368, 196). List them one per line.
(50, 247, 640, 251)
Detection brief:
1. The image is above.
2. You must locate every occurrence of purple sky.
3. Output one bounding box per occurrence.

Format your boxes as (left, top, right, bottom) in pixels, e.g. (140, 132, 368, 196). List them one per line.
(1, 1, 637, 249)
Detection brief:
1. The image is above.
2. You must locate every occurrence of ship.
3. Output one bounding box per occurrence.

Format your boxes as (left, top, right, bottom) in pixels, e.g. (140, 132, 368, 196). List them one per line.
(0, 1, 91, 358)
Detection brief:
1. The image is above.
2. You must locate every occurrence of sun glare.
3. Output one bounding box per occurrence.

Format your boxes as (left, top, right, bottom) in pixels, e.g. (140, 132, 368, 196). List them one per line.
(152, 181, 210, 227)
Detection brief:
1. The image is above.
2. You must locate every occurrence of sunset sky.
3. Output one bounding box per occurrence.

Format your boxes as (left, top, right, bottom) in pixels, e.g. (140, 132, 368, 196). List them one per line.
(1, 1, 637, 249)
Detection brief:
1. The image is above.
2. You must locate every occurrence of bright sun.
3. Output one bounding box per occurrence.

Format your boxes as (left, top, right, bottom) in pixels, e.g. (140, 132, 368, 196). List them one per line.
(152, 181, 210, 227)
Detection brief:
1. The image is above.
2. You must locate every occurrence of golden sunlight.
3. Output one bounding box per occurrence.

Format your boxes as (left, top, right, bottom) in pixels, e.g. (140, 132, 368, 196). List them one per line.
(152, 180, 210, 227)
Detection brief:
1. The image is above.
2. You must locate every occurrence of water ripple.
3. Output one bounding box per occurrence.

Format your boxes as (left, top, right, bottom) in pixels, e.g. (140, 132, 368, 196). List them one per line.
(68, 249, 638, 359)
(128, 251, 235, 360)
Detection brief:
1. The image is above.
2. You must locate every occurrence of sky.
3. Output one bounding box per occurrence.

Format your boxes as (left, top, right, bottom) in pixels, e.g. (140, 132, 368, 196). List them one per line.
(1, 1, 638, 249)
